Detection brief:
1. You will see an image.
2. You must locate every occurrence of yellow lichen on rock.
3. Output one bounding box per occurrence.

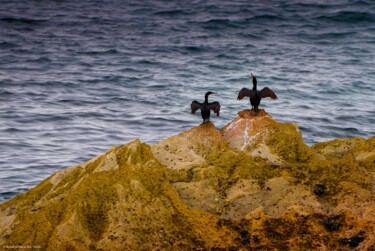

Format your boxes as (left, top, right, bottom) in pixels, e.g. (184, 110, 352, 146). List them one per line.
(312, 136, 375, 171)
(0, 140, 240, 250)
(151, 122, 221, 170)
(312, 137, 367, 160)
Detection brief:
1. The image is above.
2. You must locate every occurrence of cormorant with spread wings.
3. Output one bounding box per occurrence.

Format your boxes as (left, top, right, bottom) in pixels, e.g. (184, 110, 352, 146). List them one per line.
(237, 73, 278, 112)
(191, 91, 220, 123)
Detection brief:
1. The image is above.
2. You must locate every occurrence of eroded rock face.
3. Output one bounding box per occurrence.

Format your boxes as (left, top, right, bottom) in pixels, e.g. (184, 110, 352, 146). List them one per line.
(1, 111, 374, 250)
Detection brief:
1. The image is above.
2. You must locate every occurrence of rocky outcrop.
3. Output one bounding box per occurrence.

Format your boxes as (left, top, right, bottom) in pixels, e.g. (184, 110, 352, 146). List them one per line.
(221, 109, 314, 164)
(1, 110, 374, 250)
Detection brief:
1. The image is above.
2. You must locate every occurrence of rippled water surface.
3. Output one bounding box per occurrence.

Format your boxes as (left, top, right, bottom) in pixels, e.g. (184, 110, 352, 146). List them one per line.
(1, 0, 374, 202)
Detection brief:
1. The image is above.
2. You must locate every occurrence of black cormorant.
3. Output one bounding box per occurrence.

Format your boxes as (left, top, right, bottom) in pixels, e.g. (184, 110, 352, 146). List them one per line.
(191, 91, 220, 123)
(237, 73, 278, 112)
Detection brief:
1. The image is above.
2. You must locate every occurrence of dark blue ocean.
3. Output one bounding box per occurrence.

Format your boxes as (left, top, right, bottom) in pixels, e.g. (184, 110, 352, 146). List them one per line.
(1, 0, 374, 202)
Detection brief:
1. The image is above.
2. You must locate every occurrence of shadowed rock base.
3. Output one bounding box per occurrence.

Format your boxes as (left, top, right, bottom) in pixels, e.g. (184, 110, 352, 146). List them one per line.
(1, 111, 374, 250)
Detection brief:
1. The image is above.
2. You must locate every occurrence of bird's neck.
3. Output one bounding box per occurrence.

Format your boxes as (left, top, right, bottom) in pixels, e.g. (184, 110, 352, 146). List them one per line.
(252, 78, 257, 91)
(204, 93, 210, 103)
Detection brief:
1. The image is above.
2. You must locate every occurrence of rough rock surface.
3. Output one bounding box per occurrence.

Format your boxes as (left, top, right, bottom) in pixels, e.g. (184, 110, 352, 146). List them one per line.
(1, 110, 374, 250)
(221, 109, 313, 164)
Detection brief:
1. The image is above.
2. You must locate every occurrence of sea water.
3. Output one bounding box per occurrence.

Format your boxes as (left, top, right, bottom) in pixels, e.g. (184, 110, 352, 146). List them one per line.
(1, 0, 374, 202)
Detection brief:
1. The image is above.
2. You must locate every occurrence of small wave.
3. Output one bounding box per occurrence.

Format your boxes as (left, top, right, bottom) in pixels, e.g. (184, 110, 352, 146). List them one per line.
(250, 14, 286, 22)
(0, 90, 15, 96)
(349, 0, 374, 7)
(135, 59, 166, 66)
(308, 31, 357, 40)
(209, 63, 238, 71)
(183, 45, 210, 53)
(30, 57, 52, 63)
(3, 127, 25, 133)
(152, 9, 190, 17)
(238, 32, 261, 40)
(0, 17, 47, 25)
(283, 2, 331, 9)
(202, 18, 246, 30)
(82, 49, 119, 55)
(315, 11, 375, 23)
(0, 41, 19, 49)
(342, 127, 361, 134)
(216, 53, 240, 60)
(0, 192, 14, 203)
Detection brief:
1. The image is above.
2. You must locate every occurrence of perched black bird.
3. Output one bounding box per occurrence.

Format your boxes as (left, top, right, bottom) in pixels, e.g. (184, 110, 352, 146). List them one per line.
(237, 73, 278, 112)
(191, 91, 220, 123)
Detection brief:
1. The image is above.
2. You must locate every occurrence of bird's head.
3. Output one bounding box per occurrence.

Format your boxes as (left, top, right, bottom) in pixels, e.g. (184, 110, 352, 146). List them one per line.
(250, 73, 257, 86)
(205, 91, 217, 96)
(250, 72, 256, 79)
(205, 91, 217, 100)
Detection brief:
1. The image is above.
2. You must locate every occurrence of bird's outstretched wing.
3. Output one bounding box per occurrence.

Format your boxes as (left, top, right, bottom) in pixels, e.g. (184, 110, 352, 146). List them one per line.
(237, 88, 255, 100)
(208, 102, 220, 116)
(259, 87, 278, 99)
(191, 101, 203, 114)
